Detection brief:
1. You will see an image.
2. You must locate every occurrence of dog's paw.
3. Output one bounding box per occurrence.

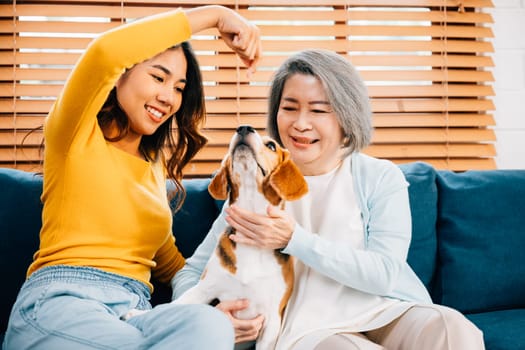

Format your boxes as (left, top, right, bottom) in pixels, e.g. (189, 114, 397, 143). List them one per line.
(121, 308, 148, 321)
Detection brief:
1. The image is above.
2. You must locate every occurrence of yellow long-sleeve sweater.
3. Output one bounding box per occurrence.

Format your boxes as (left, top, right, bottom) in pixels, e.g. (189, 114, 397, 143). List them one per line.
(27, 9, 191, 292)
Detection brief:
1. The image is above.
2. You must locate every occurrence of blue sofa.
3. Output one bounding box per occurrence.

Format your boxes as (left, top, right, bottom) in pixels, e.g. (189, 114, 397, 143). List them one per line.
(1, 162, 524, 349)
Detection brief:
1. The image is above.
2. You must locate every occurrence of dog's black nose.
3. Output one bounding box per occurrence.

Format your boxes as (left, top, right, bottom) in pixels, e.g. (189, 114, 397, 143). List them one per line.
(236, 125, 255, 137)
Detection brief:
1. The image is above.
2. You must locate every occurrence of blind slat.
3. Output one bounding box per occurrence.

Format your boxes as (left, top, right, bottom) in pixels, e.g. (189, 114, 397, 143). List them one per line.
(2, 84, 494, 99)
(18, 0, 491, 6)
(0, 5, 494, 24)
(187, 143, 496, 161)
(194, 128, 496, 146)
(4, 22, 493, 40)
(0, 113, 495, 132)
(0, 52, 494, 69)
(0, 67, 494, 83)
(0, 98, 496, 114)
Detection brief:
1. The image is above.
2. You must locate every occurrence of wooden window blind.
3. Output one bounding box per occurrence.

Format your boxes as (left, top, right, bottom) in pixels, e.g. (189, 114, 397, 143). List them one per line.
(1, 0, 496, 177)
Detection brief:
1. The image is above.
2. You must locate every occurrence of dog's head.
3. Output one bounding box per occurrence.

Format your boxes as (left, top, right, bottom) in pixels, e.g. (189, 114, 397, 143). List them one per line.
(209, 125, 308, 206)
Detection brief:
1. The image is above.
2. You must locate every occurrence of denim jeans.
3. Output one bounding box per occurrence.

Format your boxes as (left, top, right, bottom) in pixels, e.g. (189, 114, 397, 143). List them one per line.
(3, 265, 234, 350)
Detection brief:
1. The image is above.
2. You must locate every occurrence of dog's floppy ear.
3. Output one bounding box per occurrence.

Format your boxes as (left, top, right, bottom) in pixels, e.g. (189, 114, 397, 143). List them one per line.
(263, 150, 308, 205)
(208, 158, 231, 200)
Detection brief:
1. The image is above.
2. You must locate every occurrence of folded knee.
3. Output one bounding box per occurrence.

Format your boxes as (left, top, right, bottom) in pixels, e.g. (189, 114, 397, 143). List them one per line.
(421, 306, 484, 347)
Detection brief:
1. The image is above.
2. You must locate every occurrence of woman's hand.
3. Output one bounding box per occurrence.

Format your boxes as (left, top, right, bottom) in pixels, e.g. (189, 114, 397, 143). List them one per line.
(215, 8, 261, 74)
(215, 299, 265, 344)
(186, 5, 261, 74)
(226, 205, 296, 250)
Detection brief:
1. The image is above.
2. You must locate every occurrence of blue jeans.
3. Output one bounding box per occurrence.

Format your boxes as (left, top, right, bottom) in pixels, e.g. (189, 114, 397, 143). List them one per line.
(3, 265, 234, 350)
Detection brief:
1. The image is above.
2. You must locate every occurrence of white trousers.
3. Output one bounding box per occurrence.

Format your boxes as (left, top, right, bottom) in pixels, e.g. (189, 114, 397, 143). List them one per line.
(312, 304, 485, 350)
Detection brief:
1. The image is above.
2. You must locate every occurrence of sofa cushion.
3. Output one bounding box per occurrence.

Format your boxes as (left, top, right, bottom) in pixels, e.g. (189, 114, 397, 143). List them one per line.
(436, 170, 525, 313)
(172, 178, 218, 258)
(152, 178, 218, 305)
(0, 168, 42, 333)
(467, 309, 525, 350)
(398, 162, 438, 292)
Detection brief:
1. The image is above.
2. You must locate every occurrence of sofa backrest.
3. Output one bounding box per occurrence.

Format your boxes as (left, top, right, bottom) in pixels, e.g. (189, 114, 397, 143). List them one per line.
(399, 163, 525, 312)
(171, 179, 222, 258)
(433, 169, 525, 313)
(0, 169, 42, 333)
(398, 162, 439, 292)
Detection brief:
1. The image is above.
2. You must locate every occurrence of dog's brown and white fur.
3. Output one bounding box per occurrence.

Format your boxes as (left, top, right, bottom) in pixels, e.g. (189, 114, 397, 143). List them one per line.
(174, 125, 308, 349)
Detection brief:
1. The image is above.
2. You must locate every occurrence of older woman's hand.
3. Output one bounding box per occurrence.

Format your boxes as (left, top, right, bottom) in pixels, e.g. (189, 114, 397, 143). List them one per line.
(215, 299, 264, 344)
(226, 205, 296, 250)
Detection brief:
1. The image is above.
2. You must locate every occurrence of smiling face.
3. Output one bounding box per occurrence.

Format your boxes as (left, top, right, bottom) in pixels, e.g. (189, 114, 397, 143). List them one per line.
(114, 47, 187, 148)
(277, 73, 345, 176)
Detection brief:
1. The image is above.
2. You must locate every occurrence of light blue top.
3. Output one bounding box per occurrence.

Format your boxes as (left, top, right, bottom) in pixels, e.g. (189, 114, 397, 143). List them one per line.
(172, 152, 432, 304)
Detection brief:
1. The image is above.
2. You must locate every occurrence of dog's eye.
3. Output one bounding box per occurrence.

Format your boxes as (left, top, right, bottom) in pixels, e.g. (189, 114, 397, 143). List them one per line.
(265, 141, 277, 152)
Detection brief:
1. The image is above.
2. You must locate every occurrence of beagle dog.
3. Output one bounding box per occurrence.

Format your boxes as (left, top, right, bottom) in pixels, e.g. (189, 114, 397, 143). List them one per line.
(174, 125, 308, 350)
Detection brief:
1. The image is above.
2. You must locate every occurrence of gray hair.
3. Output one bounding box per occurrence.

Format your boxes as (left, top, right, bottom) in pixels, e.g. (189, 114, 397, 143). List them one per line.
(267, 49, 372, 156)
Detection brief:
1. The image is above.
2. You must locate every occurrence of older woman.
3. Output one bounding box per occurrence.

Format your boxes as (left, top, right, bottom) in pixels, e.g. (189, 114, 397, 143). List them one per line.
(173, 49, 484, 350)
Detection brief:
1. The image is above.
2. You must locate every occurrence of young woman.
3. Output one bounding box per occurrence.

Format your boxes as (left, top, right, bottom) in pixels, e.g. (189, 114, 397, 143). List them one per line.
(3, 5, 260, 350)
(172, 49, 485, 350)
